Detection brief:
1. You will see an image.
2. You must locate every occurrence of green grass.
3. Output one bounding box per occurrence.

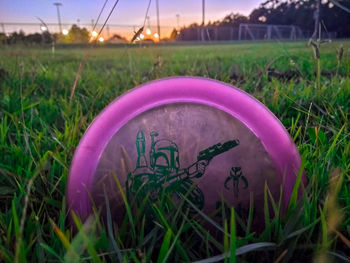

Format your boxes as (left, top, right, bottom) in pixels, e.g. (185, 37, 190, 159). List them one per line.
(0, 40, 350, 262)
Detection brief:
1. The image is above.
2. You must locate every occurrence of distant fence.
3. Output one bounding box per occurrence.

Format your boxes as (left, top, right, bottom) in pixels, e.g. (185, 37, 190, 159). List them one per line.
(178, 24, 337, 41)
(0, 22, 174, 41)
(1, 22, 337, 42)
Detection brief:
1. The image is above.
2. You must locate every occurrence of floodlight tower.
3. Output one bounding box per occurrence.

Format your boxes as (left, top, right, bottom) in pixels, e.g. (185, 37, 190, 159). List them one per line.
(147, 16, 151, 29)
(146, 16, 152, 35)
(106, 24, 110, 38)
(54, 3, 63, 33)
(156, 0, 161, 39)
(176, 14, 180, 30)
(202, 0, 205, 25)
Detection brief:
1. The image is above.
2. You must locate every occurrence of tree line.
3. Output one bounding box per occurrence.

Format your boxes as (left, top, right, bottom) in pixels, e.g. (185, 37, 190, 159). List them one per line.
(0, 25, 90, 45)
(178, 0, 350, 39)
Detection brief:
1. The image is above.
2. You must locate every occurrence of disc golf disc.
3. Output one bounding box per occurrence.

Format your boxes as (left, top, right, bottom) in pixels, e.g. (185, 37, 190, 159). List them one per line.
(68, 77, 305, 223)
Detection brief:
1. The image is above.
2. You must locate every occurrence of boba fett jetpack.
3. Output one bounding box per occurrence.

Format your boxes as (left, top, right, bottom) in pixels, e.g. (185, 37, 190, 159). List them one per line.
(126, 130, 241, 210)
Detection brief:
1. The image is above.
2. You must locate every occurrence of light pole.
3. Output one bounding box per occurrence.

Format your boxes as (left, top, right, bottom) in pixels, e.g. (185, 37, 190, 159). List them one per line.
(54, 3, 62, 33)
(156, 0, 160, 39)
(176, 14, 180, 30)
(147, 16, 151, 29)
(146, 16, 152, 35)
(202, 0, 205, 25)
(106, 24, 110, 38)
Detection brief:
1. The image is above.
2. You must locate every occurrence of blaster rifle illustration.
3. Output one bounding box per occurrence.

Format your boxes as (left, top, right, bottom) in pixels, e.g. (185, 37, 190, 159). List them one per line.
(197, 139, 240, 164)
(127, 133, 240, 204)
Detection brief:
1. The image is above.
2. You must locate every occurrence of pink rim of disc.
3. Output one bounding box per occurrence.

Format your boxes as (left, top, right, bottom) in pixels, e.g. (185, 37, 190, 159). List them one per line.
(67, 76, 305, 220)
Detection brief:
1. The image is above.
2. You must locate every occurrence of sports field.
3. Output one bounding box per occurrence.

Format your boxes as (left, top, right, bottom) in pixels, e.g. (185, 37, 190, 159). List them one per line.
(0, 40, 349, 262)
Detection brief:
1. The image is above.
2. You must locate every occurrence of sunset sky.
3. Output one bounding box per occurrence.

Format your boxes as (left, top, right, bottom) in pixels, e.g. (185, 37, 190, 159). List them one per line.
(0, 0, 263, 39)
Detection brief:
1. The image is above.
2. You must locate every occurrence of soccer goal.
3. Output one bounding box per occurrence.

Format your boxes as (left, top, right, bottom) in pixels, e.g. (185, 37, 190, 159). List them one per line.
(238, 23, 304, 41)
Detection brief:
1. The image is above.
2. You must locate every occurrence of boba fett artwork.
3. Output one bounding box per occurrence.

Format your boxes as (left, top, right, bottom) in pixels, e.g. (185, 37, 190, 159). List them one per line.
(92, 103, 281, 221)
(68, 78, 304, 227)
(126, 130, 241, 210)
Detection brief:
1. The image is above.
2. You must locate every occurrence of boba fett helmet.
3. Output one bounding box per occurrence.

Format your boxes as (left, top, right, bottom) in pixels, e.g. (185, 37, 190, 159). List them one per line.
(149, 132, 180, 172)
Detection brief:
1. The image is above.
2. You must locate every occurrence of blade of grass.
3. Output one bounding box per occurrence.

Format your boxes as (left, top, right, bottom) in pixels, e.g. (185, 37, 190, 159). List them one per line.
(179, 193, 226, 235)
(273, 249, 287, 263)
(156, 228, 172, 263)
(288, 159, 305, 211)
(193, 242, 276, 263)
(246, 192, 254, 236)
(325, 125, 345, 161)
(69, 214, 102, 263)
(152, 205, 190, 262)
(230, 208, 236, 263)
(158, 217, 187, 263)
(40, 243, 63, 262)
(224, 219, 228, 263)
(103, 186, 123, 263)
(113, 173, 136, 238)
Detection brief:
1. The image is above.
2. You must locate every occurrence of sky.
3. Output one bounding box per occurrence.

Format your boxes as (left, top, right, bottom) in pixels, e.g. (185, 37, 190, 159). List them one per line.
(0, 0, 263, 39)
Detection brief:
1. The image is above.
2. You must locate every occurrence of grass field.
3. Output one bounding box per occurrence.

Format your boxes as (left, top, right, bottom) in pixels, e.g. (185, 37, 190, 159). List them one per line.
(0, 40, 350, 262)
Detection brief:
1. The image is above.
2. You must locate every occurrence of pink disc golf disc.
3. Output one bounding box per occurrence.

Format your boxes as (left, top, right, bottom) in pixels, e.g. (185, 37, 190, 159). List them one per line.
(67, 77, 305, 223)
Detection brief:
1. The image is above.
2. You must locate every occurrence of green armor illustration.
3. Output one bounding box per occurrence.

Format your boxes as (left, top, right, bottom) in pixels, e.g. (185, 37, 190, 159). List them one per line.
(126, 130, 240, 210)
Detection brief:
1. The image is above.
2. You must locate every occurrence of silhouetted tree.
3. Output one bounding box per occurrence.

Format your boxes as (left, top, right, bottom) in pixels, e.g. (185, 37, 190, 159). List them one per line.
(250, 0, 350, 37)
(7, 30, 26, 44)
(216, 13, 249, 27)
(57, 24, 90, 43)
(25, 33, 43, 44)
(169, 29, 179, 40)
